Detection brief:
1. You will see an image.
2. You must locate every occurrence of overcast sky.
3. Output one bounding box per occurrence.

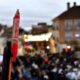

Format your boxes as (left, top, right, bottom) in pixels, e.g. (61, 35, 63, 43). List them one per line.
(0, 0, 80, 30)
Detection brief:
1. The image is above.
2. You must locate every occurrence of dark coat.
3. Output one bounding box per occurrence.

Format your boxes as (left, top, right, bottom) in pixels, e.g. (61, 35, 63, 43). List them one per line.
(2, 41, 12, 80)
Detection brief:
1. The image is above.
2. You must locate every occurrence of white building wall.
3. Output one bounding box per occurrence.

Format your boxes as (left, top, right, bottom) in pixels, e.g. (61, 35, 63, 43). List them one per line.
(0, 37, 7, 54)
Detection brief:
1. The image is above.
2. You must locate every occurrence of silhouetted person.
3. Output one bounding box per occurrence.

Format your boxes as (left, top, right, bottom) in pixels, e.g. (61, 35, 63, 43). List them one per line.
(2, 41, 12, 80)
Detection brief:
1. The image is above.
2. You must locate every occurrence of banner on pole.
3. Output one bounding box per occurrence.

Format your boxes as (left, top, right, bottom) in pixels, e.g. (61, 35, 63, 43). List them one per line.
(11, 9, 20, 62)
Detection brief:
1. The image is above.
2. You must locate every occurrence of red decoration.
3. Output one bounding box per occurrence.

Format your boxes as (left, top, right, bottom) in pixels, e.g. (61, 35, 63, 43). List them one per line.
(11, 9, 20, 62)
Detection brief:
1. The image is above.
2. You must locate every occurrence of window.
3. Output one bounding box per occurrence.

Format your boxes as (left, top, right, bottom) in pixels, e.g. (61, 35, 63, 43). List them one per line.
(64, 19, 73, 30)
(74, 19, 80, 29)
(65, 32, 73, 41)
(54, 21, 59, 30)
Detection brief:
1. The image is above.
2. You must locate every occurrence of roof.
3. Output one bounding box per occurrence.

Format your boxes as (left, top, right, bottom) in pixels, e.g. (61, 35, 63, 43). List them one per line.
(53, 6, 80, 21)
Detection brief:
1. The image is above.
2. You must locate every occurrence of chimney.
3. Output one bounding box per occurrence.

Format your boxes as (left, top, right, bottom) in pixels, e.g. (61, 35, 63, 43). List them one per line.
(67, 2, 70, 10)
(73, 2, 76, 7)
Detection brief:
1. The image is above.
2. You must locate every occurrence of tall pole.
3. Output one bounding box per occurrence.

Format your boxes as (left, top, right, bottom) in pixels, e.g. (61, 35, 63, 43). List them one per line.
(8, 57, 13, 80)
(8, 9, 20, 80)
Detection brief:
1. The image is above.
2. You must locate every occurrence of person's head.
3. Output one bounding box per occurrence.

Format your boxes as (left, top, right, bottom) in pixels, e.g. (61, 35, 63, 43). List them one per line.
(6, 40, 11, 48)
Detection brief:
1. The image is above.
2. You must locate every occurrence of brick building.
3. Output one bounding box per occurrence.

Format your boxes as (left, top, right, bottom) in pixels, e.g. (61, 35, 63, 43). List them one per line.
(52, 2, 80, 44)
(31, 23, 48, 35)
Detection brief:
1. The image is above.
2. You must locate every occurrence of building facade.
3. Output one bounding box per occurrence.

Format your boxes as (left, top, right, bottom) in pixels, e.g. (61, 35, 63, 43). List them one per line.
(52, 2, 80, 44)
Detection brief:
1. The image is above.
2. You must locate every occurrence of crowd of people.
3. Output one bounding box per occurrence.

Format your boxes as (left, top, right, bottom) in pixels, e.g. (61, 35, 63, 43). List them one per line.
(11, 49, 80, 80)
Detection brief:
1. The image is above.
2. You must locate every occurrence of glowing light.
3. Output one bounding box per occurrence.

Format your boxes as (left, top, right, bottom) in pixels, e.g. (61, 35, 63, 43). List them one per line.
(67, 45, 71, 49)
(75, 34, 79, 37)
(46, 46, 50, 49)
